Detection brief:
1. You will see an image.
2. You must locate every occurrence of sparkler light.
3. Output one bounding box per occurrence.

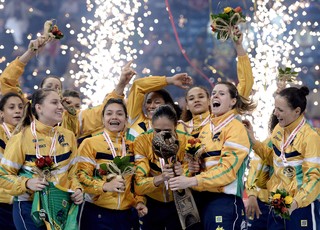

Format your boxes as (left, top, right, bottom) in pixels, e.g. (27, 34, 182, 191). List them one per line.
(73, 0, 145, 107)
(245, 0, 319, 141)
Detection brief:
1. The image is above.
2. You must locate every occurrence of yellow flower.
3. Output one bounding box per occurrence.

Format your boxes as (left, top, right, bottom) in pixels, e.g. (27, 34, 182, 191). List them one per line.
(273, 193, 281, 200)
(284, 196, 293, 204)
(216, 226, 224, 230)
(224, 7, 232, 13)
(195, 143, 201, 148)
(185, 143, 191, 151)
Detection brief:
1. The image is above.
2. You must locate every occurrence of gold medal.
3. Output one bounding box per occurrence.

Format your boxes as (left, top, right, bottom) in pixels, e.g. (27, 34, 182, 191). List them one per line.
(283, 166, 295, 178)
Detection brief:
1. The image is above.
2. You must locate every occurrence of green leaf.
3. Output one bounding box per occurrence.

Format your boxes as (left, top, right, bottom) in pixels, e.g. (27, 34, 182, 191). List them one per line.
(100, 163, 108, 171)
(113, 156, 122, 166)
(121, 156, 130, 165)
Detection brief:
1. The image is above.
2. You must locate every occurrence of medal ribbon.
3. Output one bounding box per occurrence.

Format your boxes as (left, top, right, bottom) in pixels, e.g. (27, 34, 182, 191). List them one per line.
(102, 131, 126, 158)
(30, 121, 58, 163)
(178, 114, 210, 134)
(210, 114, 236, 138)
(280, 117, 305, 165)
(1, 123, 12, 139)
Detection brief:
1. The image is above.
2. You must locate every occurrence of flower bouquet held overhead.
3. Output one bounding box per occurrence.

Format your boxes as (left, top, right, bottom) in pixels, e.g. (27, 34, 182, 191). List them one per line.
(30, 19, 64, 52)
(152, 131, 200, 230)
(210, 6, 246, 41)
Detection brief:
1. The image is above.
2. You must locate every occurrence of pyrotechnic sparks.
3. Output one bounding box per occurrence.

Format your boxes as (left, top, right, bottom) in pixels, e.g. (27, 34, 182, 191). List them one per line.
(245, 0, 319, 141)
(73, 0, 146, 107)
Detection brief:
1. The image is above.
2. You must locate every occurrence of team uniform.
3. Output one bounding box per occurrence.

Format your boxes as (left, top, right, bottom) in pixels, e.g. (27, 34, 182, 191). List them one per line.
(193, 109, 250, 230)
(126, 76, 167, 141)
(0, 120, 81, 229)
(253, 115, 320, 229)
(134, 130, 189, 230)
(246, 139, 274, 230)
(0, 58, 124, 145)
(179, 54, 254, 137)
(77, 130, 144, 230)
(0, 123, 16, 230)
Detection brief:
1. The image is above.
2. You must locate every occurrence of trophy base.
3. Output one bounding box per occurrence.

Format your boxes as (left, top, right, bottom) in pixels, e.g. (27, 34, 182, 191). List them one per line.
(173, 188, 200, 229)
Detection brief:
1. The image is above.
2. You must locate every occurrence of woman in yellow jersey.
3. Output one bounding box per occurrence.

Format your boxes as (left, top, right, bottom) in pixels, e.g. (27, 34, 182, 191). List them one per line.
(179, 27, 253, 138)
(169, 82, 256, 230)
(0, 92, 24, 230)
(245, 80, 286, 229)
(126, 71, 193, 142)
(244, 86, 320, 230)
(0, 89, 83, 230)
(77, 97, 147, 230)
(134, 105, 188, 230)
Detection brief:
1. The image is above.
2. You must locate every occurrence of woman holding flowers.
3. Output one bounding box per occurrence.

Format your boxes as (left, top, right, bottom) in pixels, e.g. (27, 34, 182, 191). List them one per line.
(169, 81, 256, 230)
(0, 92, 24, 230)
(134, 105, 189, 230)
(244, 86, 320, 229)
(77, 97, 148, 230)
(0, 88, 83, 230)
(179, 27, 253, 138)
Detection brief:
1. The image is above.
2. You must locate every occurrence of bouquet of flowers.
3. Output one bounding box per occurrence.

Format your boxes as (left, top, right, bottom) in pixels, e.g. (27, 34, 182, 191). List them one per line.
(210, 6, 246, 41)
(277, 67, 298, 82)
(269, 189, 293, 220)
(30, 156, 78, 229)
(97, 156, 134, 181)
(30, 20, 64, 51)
(33, 156, 59, 181)
(185, 137, 205, 161)
(43, 19, 64, 40)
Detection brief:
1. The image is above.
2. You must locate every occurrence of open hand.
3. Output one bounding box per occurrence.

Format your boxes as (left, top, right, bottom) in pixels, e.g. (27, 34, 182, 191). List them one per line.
(167, 73, 193, 89)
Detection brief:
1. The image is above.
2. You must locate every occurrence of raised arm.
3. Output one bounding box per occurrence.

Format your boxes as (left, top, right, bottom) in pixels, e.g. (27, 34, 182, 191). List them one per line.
(0, 36, 53, 102)
(62, 61, 135, 138)
(233, 27, 253, 99)
(127, 73, 192, 126)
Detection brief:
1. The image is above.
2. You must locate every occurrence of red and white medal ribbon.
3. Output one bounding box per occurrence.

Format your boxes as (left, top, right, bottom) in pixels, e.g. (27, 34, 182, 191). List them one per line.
(30, 121, 58, 163)
(1, 123, 12, 139)
(179, 114, 210, 134)
(210, 114, 236, 138)
(279, 118, 305, 165)
(102, 131, 126, 158)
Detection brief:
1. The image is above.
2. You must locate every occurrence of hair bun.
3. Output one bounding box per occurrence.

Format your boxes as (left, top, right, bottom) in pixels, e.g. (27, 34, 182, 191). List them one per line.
(299, 86, 309, 97)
